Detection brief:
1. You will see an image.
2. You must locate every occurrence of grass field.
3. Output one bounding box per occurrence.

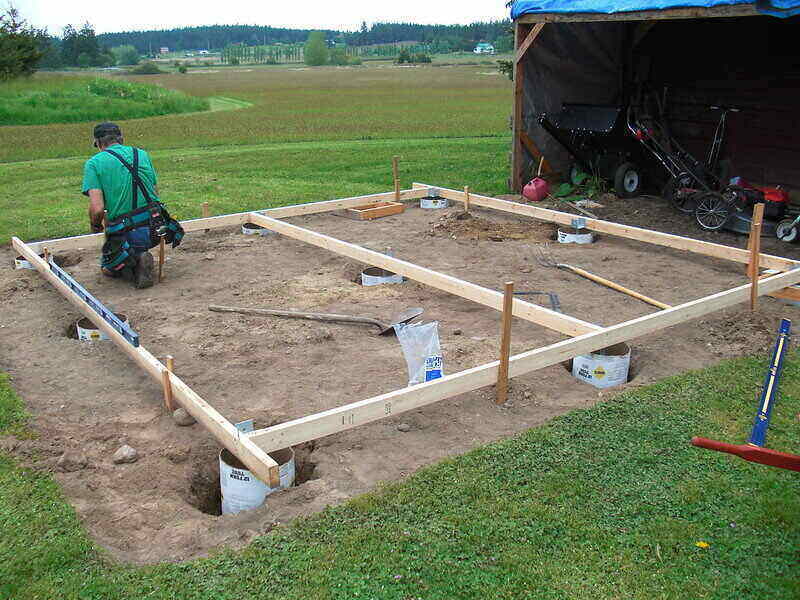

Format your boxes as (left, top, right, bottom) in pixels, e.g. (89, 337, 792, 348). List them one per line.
(0, 76, 209, 126)
(1, 356, 798, 599)
(0, 64, 511, 162)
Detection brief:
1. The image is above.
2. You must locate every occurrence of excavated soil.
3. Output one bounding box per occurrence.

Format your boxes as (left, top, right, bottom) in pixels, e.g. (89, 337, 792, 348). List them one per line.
(1, 198, 799, 565)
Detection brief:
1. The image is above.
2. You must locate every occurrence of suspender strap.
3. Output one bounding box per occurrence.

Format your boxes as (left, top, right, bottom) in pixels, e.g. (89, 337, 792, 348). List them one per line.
(104, 147, 153, 212)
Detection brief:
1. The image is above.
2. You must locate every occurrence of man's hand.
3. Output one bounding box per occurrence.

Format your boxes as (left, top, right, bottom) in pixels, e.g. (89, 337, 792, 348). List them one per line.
(87, 189, 105, 234)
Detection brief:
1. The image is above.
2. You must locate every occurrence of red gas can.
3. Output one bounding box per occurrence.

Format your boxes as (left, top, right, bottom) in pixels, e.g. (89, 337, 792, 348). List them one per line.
(523, 178, 549, 202)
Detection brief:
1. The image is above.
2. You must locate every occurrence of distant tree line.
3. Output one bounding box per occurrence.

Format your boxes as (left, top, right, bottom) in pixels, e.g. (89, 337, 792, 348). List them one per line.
(98, 25, 340, 54)
(95, 21, 512, 55)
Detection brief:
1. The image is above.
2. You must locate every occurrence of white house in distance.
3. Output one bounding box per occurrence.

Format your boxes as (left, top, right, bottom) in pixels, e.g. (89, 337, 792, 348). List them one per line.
(473, 42, 495, 55)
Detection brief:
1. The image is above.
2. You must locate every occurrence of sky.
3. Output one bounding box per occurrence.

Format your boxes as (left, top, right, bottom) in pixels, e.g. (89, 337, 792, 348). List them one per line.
(12, 1, 511, 35)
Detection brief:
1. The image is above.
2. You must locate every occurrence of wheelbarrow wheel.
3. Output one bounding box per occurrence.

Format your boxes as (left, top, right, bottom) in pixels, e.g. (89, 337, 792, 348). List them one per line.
(776, 218, 799, 243)
(663, 173, 697, 214)
(695, 192, 731, 231)
(614, 162, 642, 198)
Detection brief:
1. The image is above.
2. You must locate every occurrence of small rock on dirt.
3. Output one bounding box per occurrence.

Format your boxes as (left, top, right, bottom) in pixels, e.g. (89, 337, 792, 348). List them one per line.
(112, 445, 138, 464)
(397, 423, 411, 433)
(56, 451, 87, 472)
(172, 408, 197, 426)
(453, 328, 463, 336)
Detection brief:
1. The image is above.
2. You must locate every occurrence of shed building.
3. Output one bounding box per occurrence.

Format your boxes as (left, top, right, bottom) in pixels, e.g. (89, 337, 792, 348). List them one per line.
(509, 0, 800, 195)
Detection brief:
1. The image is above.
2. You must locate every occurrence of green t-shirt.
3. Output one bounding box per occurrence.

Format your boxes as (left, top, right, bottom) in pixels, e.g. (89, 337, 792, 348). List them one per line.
(82, 144, 159, 221)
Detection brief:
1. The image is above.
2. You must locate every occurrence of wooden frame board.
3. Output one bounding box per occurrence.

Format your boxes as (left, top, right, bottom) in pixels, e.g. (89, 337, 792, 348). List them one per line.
(16, 183, 800, 483)
(344, 201, 405, 220)
(516, 4, 760, 24)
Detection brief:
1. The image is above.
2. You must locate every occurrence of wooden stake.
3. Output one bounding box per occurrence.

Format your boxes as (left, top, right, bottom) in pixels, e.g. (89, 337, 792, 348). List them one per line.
(464, 186, 471, 214)
(749, 203, 765, 311)
(162, 355, 175, 411)
(496, 281, 514, 405)
(202, 201, 210, 233)
(43, 246, 50, 265)
(392, 156, 400, 202)
(158, 238, 166, 283)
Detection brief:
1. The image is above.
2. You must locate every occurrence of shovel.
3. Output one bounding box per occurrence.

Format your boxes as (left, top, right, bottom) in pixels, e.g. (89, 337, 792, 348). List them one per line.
(208, 305, 423, 336)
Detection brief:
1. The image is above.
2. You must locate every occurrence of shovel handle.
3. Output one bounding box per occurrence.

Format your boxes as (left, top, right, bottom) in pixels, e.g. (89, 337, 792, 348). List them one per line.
(209, 305, 384, 329)
(560, 265, 672, 310)
(692, 437, 800, 472)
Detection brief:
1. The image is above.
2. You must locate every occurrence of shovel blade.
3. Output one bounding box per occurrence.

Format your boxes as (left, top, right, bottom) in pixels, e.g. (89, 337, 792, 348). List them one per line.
(378, 307, 424, 335)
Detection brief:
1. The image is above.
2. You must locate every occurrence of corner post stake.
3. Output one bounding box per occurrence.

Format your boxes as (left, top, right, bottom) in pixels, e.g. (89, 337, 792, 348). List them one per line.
(749, 203, 765, 311)
(162, 355, 175, 411)
(158, 238, 166, 283)
(464, 186, 471, 214)
(496, 281, 515, 404)
(392, 156, 400, 202)
(202, 201, 210, 234)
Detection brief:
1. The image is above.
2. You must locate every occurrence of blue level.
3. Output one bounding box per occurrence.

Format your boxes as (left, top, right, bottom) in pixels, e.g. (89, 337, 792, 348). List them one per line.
(48, 258, 140, 347)
(748, 318, 791, 447)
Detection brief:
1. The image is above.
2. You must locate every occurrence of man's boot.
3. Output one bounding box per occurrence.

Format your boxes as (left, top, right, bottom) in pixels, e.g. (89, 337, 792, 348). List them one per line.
(133, 251, 154, 289)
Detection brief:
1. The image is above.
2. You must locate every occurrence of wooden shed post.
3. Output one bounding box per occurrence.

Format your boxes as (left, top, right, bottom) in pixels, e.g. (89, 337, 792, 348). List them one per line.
(511, 22, 547, 192)
(511, 22, 528, 192)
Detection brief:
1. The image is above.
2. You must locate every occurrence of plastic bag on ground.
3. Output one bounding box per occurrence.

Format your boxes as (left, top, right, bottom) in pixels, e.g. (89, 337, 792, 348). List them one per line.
(394, 321, 444, 385)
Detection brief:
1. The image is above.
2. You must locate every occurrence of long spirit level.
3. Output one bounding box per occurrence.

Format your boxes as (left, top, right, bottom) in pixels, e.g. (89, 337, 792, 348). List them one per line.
(48, 258, 140, 347)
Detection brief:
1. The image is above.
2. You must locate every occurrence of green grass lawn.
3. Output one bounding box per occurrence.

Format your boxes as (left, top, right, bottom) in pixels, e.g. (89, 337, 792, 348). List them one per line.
(0, 135, 510, 243)
(1, 356, 798, 599)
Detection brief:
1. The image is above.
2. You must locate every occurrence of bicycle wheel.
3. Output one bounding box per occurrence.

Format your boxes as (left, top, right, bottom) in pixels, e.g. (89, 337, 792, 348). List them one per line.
(695, 192, 731, 231)
(662, 173, 697, 214)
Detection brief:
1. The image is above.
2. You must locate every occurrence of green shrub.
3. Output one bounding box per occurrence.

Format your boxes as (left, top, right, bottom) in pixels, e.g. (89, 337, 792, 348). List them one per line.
(412, 53, 431, 64)
(304, 31, 328, 66)
(129, 61, 163, 74)
(396, 48, 411, 64)
(111, 45, 139, 66)
(229, 56, 240, 66)
(329, 48, 348, 66)
(178, 64, 187, 74)
(348, 56, 362, 66)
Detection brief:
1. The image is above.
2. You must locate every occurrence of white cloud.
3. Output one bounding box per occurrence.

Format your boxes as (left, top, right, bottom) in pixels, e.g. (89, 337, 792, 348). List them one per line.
(13, 0, 510, 35)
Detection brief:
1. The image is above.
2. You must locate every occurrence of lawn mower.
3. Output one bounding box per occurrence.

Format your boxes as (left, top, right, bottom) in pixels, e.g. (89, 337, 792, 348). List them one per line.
(537, 103, 646, 198)
(692, 318, 800, 472)
(626, 90, 789, 232)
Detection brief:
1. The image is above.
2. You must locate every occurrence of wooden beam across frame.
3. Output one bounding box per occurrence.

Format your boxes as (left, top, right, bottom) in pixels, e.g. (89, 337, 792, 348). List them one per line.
(12, 236, 281, 487)
(246, 212, 600, 337)
(247, 267, 800, 453)
(27, 188, 430, 254)
(515, 4, 760, 24)
(413, 184, 800, 273)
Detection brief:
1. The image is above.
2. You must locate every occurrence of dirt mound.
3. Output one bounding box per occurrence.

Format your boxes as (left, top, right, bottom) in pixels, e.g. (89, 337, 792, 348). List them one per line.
(429, 211, 555, 242)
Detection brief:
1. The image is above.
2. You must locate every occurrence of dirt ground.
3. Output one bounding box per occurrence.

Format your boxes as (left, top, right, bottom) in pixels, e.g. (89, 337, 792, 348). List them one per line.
(1, 195, 798, 565)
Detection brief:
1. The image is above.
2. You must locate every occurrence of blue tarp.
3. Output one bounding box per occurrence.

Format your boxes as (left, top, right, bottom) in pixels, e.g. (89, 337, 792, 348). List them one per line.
(511, 0, 800, 19)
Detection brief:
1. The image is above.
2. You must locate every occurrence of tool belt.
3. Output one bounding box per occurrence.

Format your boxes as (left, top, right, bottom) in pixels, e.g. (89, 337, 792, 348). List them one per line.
(100, 148, 184, 270)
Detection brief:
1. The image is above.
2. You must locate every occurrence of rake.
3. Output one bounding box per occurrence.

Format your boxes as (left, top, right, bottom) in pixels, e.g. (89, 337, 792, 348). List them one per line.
(535, 243, 672, 311)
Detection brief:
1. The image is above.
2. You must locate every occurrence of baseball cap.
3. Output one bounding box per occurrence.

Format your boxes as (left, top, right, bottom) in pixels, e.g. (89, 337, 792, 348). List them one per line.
(92, 122, 122, 147)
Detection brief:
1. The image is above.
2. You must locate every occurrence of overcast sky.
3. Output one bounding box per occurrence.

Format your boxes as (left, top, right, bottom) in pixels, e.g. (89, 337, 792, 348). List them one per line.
(13, 1, 511, 35)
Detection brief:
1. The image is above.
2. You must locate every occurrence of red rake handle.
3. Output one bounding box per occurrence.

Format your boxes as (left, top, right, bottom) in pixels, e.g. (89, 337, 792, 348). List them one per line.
(692, 437, 800, 472)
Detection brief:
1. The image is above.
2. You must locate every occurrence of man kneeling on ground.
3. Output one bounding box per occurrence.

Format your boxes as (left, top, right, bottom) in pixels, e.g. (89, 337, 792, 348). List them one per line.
(82, 122, 184, 289)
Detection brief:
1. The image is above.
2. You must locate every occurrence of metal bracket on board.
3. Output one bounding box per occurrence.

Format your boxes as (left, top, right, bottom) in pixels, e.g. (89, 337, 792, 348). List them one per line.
(571, 217, 587, 230)
(235, 419, 254, 434)
(47, 258, 140, 347)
